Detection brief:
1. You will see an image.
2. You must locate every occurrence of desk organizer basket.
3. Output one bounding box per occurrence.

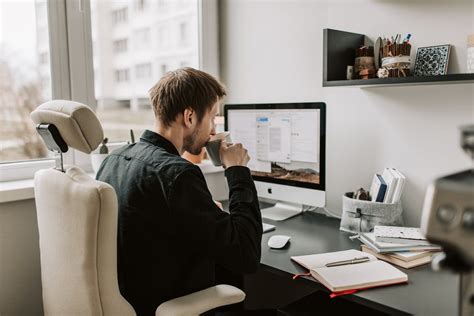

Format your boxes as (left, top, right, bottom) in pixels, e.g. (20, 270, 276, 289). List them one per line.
(340, 192, 404, 233)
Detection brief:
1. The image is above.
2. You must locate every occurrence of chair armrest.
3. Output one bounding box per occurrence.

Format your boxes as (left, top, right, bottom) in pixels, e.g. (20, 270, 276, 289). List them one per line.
(155, 284, 245, 316)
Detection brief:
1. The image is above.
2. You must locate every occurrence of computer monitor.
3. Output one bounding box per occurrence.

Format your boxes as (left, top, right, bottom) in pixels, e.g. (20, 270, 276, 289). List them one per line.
(225, 102, 326, 221)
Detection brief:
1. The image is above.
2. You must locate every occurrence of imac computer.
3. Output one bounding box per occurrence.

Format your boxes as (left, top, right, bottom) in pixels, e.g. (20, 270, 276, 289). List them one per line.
(225, 102, 326, 221)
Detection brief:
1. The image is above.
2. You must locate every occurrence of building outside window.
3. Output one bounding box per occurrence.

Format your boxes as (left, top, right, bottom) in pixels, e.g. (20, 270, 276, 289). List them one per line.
(92, 0, 199, 142)
(160, 63, 168, 75)
(157, 0, 169, 13)
(135, 63, 152, 79)
(112, 7, 128, 25)
(114, 69, 130, 82)
(113, 38, 128, 53)
(179, 22, 188, 45)
(157, 26, 163, 48)
(134, 28, 150, 50)
(135, 0, 146, 11)
(39, 52, 49, 64)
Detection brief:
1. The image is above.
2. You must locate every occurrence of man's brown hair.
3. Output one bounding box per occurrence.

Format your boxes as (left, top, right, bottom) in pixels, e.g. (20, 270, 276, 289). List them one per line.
(149, 67, 226, 127)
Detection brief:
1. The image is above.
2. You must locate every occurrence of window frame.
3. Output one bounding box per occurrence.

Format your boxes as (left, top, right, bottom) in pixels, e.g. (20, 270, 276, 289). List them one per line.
(1, 0, 219, 183)
(0, 0, 72, 182)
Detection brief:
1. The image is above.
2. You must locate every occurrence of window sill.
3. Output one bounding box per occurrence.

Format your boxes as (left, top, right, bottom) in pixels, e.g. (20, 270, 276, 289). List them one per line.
(0, 160, 224, 204)
(0, 179, 36, 203)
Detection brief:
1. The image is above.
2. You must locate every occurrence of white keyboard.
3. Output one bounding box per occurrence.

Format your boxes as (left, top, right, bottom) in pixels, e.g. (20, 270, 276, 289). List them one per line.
(263, 222, 275, 233)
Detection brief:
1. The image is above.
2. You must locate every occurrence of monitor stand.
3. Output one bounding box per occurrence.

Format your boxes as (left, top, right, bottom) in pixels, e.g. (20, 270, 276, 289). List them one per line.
(261, 202, 303, 221)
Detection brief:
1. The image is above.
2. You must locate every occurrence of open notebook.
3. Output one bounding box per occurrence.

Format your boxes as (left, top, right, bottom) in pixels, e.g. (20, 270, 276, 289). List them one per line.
(291, 249, 408, 293)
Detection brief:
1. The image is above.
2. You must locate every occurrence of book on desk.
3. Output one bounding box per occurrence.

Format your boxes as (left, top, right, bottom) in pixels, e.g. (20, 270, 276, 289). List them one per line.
(373, 225, 431, 245)
(360, 245, 434, 269)
(291, 249, 408, 294)
(357, 226, 441, 269)
(358, 232, 441, 254)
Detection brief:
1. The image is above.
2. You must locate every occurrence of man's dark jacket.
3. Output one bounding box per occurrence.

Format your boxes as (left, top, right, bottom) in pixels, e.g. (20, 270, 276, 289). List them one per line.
(96, 130, 262, 315)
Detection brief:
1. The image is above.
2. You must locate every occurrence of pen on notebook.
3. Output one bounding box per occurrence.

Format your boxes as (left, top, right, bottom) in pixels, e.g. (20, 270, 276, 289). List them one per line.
(325, 256, 370, 267)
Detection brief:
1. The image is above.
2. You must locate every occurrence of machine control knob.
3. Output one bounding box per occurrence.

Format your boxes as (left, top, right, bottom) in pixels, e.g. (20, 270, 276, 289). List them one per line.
(462, 207, 474, 230)
(437, 204, 457, 225)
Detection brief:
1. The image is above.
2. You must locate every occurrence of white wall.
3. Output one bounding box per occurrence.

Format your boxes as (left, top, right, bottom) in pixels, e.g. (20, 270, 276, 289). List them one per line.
(220, 0, 474, 226)
(0, 199, 43, 316)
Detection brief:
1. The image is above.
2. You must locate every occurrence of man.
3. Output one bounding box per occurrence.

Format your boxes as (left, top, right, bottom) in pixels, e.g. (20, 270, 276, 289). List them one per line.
(97, 68, 262, 315)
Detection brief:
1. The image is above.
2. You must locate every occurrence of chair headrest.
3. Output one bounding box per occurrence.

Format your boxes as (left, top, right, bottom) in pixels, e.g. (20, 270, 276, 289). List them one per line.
(30, 100, 104, 154)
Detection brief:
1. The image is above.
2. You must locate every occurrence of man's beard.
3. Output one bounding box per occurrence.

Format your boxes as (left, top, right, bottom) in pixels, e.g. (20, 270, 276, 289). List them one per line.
(183, 126, 203, 155)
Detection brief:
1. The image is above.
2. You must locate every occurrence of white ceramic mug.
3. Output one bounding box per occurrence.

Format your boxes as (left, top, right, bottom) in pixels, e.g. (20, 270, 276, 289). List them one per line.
(205, 132, 232, 166)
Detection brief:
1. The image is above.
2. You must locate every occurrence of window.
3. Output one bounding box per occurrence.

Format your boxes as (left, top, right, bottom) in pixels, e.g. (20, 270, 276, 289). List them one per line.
(113, 38, 128, 53)
(92, 0, 199, 142)
(1, 0, 218, 181)
(158, 0, 169, 12)
(114, 69, 130, 82)
(135, 0, 146, 11)
(135, 63, 152, 79)
(157, 25, 171, 48)
(0, 0, 51, 163)
(112, 8, 128, 25)
(134, 28, 150, 50)
(35, 1, 47, 22)
(160, 64, 168, 75)
(157, 26, 165, 48)
(39, 52, 49, 64)
(179, 22, 188, 45)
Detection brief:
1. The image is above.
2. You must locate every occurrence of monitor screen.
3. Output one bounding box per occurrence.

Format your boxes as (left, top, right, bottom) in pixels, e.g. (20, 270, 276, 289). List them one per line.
(225, 103, 325, 191)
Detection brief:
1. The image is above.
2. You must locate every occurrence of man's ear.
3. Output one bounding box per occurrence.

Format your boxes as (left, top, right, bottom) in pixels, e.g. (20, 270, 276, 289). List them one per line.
(183, 107, 194, 128)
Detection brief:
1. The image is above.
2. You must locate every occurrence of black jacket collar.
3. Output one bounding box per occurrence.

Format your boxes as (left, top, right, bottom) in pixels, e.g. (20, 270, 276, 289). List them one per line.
(140, 129, 180, 156)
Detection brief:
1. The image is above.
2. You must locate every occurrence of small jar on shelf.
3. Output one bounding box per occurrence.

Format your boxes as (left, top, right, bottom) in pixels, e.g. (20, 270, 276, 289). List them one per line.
(468, 34, 474, 73)
(354, 46, 375, 79)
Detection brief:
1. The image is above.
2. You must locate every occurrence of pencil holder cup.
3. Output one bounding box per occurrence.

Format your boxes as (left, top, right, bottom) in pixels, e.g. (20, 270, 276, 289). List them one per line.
(380, 43, 412, 78)
(340, 192, 404, 233)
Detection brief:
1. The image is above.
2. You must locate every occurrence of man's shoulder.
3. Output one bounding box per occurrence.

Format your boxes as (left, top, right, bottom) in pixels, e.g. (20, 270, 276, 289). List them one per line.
(109, 142, 177, 164)
(133, 144, 200, 176)
(157, 154, 200, 175)
(104, 142, 203, 180)
(160, 156, 202, 179)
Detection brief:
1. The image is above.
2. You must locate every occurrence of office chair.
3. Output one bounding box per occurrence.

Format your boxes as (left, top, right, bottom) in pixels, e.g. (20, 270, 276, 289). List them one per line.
(30, 100, 245, 316)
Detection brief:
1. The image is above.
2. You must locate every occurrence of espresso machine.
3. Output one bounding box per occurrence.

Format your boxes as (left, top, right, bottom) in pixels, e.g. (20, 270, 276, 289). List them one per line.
(421, 124, 474, 316)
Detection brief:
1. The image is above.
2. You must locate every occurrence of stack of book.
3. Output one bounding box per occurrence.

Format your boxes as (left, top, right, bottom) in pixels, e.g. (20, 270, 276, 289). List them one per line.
(358, 226, 441, 269)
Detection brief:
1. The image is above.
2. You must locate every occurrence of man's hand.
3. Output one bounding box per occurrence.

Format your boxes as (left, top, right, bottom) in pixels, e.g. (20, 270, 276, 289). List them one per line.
(219, 140, 250, 168)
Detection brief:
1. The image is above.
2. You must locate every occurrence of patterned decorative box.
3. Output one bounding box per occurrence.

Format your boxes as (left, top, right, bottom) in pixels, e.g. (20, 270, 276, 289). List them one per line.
(414, 45, 451, 76)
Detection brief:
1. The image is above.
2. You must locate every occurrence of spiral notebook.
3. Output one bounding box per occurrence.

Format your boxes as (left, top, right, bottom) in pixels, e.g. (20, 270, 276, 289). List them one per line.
(291, 249, 408, 293)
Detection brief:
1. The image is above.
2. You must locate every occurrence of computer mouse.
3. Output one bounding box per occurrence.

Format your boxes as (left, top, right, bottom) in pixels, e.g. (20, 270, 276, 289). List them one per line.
(268, 235, 291, 249)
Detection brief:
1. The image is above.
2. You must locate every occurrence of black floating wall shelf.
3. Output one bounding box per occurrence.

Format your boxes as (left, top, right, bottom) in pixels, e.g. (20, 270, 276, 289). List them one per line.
(323, 29, 474, 88)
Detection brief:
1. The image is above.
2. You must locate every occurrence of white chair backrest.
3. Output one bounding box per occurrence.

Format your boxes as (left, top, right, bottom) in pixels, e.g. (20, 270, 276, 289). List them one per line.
(31, 101, 135, 315)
